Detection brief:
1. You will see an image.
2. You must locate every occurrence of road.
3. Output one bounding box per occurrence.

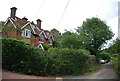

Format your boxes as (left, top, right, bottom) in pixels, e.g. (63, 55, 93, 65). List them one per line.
(62, 62, 118, 79)
(2, 62, 118, 81)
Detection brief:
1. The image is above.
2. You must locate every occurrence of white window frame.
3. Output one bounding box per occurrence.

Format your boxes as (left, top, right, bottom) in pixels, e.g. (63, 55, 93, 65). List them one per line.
(48, 38, 52, 45)
(22, 29, 31, 38)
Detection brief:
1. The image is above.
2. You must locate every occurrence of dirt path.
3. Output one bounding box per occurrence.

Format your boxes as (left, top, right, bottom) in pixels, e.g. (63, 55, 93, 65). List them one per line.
(2, 62, 118, 80)
(63, 62, 118, 79)
(2, 71, 55, 79)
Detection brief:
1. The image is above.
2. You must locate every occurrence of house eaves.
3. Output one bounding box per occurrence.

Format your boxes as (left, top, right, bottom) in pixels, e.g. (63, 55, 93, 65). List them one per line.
(4, 17, 17, 28)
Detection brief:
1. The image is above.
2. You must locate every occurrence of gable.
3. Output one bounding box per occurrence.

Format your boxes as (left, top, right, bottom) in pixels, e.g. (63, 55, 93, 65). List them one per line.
(4, 17, 17, 28)
(39, 31, 47, 39)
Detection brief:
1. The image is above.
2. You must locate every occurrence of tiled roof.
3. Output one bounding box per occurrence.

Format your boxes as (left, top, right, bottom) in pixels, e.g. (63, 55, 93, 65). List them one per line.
(11, 16, 29, 28)
(33, 27, 42, 35)
(8, 16, 53, 39)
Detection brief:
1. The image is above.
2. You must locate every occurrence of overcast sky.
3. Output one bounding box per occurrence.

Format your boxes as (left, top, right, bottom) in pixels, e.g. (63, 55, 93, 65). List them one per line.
(0, 0, 119, 39)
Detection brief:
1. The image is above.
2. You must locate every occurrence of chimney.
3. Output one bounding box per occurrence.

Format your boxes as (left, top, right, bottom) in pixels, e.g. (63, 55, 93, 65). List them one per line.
(10, 7, 17, 19)
(22, 17, 28, 21)
(36, 19, 42, 29)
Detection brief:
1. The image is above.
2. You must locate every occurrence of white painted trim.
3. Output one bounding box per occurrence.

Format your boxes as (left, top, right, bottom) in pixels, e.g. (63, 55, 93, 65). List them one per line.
(11, 17, 16, 21)
(22, 29, 31, 38)
(21, 22, 36, 34)
(39, 31, 47, 38)
(37, 44, 44, 50)
(51, 35, 54, 41)
(4, 17, 9, 25)
(30, 23, 36, 34)
(48, 34, 54, 41)
(36, 27, 41, 31)
(9, 18, 17, 28)
(21, 22, 31, 29)
(4, 17, 17, 29)
(39, 31, 44, 36)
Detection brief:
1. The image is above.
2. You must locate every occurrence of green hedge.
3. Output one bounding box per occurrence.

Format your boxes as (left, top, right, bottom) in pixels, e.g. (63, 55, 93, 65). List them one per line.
(98, 51, 110, 61)
(2, 38, 46, 75)
(2, 38, 96, 76)
(112, 56, 120, 79)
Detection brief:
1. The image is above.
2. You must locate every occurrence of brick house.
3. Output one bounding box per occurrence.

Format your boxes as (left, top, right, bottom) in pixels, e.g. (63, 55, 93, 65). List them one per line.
(2, 7, 54, 49)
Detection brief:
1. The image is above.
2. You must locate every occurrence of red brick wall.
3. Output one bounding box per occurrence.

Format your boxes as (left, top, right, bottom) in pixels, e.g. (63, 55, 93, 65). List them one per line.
(2, 30, 17, 38)
(30, 35, 39, 44)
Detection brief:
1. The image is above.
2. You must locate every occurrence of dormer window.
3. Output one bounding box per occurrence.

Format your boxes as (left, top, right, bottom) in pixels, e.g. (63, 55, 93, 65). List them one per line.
(39, 34, 44, 42)
(46, 32, 49, 35)
(22, 29, 31, 38)
(48, 38, 52, 45)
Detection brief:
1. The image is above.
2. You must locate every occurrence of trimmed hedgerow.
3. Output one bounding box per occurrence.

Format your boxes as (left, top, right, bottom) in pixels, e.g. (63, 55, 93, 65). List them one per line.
(2, 38, 96, 76)
(2, 38, 46, 75)
(112, 56, 120, 79)
(46, 48, 89, 75)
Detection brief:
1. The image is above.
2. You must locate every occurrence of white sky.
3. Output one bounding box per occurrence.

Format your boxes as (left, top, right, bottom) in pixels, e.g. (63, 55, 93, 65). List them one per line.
(0, 0, 119, 39)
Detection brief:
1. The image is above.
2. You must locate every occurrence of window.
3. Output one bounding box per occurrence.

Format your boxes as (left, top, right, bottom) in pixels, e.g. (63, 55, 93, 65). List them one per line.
(39, 34, 44, 42)
(48, 38, 52, 45)
(22, 29, 31, 38)
(46, 32, 49, 35)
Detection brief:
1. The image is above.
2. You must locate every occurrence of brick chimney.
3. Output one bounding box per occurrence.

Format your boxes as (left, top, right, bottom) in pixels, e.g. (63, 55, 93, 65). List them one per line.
(36, 19, 42, 29)
(10, 7, 17, 19)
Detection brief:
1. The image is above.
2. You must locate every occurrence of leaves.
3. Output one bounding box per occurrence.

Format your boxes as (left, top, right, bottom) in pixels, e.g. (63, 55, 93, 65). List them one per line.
(76, 17, 114, 55)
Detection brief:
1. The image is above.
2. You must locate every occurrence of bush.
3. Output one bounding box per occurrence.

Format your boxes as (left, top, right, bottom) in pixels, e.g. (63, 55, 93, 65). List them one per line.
(2, 38, 96, 76)
(42, 44, 50, 50)
(112, 56, 120, 79)
(79, 49, 91, 55)
(98, 51, 110, 61)
(46, 48, 96, 75)
(2, 38, 47, 75)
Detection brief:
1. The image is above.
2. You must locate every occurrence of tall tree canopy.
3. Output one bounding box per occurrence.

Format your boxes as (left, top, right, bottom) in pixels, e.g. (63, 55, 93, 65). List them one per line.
(76, 17, 114, 56)
(107, 38, 120, 56)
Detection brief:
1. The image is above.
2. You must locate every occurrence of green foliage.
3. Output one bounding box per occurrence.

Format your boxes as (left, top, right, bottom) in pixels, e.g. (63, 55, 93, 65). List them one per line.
(112, 57, 120, 79)
(2, 38, 46, 75)
(61, 31, 84, 49)
(108, 39, 120, 56)
(47, 48, 95, 75)
(79, 49, 91, 55)
(98, 51, 110, 61)
(42, 44, 50, 50)
(108, 38, 120, 78)
(76, 17, 114, 56)
(52, 41, 61, 48)
(2, 38, 96, 76)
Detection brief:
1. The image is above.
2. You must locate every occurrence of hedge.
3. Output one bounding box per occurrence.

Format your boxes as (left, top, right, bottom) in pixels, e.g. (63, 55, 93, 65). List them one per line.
(112, 56, 120, 79)
(2, 38, 96, 76)
(98, 51, 111, 61)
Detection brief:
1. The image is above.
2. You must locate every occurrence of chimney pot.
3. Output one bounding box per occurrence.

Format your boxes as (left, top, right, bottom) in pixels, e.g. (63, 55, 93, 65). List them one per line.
(36, 19, 42, 29)
(10, 7, 17, 19)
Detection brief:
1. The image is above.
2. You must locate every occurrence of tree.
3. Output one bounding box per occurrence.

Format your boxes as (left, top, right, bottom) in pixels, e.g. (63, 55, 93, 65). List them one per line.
(0, 21, 4, 31)
(61, 30, 84, 49)
(76, 17, 114, 56)
(108, 38, 120, 56)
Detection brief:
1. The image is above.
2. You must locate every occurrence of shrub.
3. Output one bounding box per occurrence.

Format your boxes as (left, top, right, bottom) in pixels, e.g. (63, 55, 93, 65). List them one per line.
(2, 38, 47, 75)
(79, 49, 91, 55)
(112, 56, 120, 79)
(98, 51, 110, 61)
(42, 44, 50, 50)
(46, 48, 96, 75)
(2, 38, 96, 76)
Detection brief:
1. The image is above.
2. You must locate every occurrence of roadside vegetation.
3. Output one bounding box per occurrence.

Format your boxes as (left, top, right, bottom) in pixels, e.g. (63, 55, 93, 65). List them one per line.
(2, 17, 115, 76)
(107, 39, 120, 78)
(2, 38, 96, 76)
